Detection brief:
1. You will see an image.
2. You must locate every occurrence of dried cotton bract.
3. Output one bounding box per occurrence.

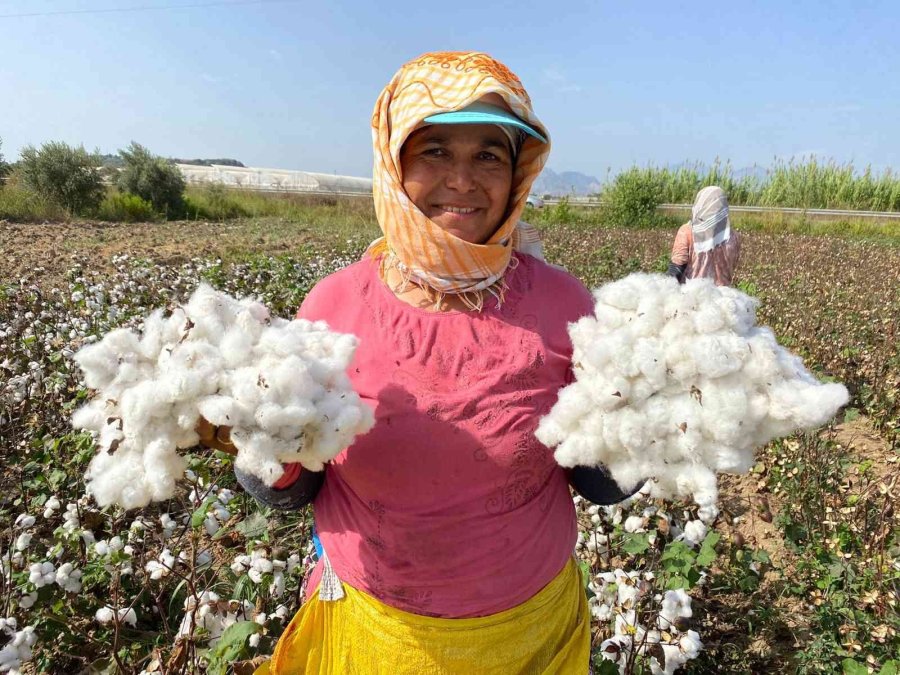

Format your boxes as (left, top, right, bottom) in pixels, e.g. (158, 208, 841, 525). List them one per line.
(72, 284, 373, 509)
(536, 274, 849, 516)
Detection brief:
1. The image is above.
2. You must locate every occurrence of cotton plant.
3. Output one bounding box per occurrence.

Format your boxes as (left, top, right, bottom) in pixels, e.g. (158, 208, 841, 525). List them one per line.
(0, 618, 37, 675)
(231, 548, 291, 597)
(590, 571, 704, 675)
(71, 283, 374, 509)
(0, 254, 357, 672)
(538, 273, 849, 520)
(176, 590, 257, 647)
(95, 606, 138, 628)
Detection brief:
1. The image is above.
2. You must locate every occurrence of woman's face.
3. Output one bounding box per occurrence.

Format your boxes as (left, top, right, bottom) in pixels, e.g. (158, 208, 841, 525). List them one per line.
(400, 123, 514, 245)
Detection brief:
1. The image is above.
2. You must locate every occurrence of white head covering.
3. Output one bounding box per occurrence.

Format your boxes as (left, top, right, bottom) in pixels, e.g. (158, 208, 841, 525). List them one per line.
(690, 186, 731, 253)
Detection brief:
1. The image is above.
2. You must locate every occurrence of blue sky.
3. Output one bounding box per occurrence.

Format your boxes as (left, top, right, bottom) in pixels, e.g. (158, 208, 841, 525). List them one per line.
(2, 0, 898, 178)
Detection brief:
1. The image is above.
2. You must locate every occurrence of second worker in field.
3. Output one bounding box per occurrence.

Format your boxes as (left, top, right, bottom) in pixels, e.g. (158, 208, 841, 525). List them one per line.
(668, 185, 742, 286)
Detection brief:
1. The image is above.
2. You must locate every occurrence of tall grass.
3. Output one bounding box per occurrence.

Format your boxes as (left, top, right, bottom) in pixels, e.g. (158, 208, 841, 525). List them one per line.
(182, 184, 376, 224)
(600, 158, 900, 212)
(0, 180, 68, 222)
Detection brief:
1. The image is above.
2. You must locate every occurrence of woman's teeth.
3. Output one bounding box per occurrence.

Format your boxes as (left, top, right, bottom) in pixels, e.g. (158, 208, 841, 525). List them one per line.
(439, 206, 477, 214)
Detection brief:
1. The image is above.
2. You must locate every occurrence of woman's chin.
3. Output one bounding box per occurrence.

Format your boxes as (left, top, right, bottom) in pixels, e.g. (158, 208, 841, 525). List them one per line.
(430, 220, 493, 245)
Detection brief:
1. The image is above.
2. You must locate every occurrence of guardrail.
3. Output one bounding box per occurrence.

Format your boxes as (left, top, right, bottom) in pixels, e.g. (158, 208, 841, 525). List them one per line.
(540, 198, 900, 221)
(3, 175, 899, 220)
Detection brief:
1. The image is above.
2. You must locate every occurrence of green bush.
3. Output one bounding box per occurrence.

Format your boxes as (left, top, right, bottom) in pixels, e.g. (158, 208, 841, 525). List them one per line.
(96, 192, 156, 222)
(0, 136, 8, 178)
(18, 141, 105, 214)
(600, 167, 667, 228)
(117, 142, 186, 215)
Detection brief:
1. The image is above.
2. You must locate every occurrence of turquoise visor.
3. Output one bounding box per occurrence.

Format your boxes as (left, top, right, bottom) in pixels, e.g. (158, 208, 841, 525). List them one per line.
(423, 102, 548, 144)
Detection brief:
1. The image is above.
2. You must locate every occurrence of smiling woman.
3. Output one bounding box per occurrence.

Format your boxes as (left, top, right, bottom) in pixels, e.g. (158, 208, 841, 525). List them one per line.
(226, 51, 632, 675)
(399, 123, 514, 245)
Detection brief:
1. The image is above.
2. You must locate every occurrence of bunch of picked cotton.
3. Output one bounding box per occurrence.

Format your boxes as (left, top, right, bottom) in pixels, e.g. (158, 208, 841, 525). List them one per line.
(72, 283, 373, 509)
(537, 273, 848, 519)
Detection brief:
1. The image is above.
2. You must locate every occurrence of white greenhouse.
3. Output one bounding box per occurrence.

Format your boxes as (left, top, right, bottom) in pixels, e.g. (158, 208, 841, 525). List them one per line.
(176, 164, 373, 195)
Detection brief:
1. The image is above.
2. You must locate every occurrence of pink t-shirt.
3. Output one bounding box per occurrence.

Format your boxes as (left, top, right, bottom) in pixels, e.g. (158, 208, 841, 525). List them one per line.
(298, 253, 594, 618)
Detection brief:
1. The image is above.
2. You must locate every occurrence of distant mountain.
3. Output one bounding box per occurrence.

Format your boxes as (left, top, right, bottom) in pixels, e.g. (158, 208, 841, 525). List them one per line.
(532, 167, 602, 197)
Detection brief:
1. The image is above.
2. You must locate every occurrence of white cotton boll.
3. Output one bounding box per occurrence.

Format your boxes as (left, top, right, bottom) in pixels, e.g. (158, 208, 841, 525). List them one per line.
(157, 342, 223, 402)
(691, 301, 726, 334)
(183, 284, 230, 339)
(658, 588, 693, 630)
(539, 385, 593, 438)
(142, 439, 186, 502)
(228, 367, 265, 410)
(590, 374, 631, 410)
(681, 520, 707, 547)
(679, 630, 703, 658)
(255, 402, 310, 434)
(663, 336, 699, 384)
(239, 296, 271, 321)
(551, 428, 602, 469)
(596, 275, 642, 310)
(197, 395, 245, 428)
(716, 287, 757, 334)
(137, 309, 167, 359)
(769, 380, 850, 429)
(28, 562, 56, 588)
(633, 338, 667, 388)
(95, 607, 115, 624)
(697, 503, 719, 524)
(690, 334, 748, 379)
(121, 608, 138, 627)
(220, 326, 256, 368)
(71, 402, 109, 433)
(14, 514, 35, 529)
(118, 380, 166, 429)
(632, 294, 666, 335)
(74, 341, 121, 390)
(171, 401, 199, 432)
(98, 424, 125, 453)
(617, 408, 648, 453)
(623, 516, 645, 533)
(606, 461, 647, 495)
(231, 434, 288, 486)
(86, 448, 152, 509)
(589, 305, 628, 332)
(650, 644, 686, 675)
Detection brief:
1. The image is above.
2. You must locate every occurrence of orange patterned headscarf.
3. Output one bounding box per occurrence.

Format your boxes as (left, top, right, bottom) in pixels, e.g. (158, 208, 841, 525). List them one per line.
(368, 51, 551, 309)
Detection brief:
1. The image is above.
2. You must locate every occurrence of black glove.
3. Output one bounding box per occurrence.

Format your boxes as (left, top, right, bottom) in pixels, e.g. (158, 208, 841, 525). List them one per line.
(568, 465, 643, 505)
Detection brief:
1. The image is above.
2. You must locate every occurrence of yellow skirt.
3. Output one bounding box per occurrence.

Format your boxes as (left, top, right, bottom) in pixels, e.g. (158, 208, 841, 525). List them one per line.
(255, 558, 590, 675)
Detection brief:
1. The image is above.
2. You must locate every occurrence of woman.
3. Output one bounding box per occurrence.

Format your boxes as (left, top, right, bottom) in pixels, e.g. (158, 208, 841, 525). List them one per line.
(668, 185, 741, 286)
(201, 51, 628, 674)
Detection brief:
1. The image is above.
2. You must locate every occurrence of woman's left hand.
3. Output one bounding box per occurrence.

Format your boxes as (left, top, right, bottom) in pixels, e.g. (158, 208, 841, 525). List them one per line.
(195, 417, 238, 456)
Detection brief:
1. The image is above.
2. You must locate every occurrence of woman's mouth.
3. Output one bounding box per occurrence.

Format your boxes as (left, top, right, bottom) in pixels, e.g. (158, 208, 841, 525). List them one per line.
(435, 205, 479, 215)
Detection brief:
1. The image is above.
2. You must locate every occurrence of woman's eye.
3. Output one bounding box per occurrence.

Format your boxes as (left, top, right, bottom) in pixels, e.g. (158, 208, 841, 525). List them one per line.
(478, 151, 501, 162)
(423, 147, 446, 157)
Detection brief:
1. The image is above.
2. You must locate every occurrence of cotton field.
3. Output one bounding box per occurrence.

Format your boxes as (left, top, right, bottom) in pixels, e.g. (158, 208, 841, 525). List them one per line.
(1, 220, 898, 674)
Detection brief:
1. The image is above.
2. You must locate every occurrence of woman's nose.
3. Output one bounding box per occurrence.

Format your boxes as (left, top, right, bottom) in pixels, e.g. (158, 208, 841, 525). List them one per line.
(444, 160, 477, 192)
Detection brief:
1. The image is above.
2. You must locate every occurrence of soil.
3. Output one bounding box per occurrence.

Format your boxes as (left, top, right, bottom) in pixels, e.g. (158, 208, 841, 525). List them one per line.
(0, 219, 317, 287)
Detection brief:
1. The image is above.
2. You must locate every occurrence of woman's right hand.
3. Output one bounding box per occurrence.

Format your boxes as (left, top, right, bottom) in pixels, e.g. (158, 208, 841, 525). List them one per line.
(195, 417, 238, 456)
